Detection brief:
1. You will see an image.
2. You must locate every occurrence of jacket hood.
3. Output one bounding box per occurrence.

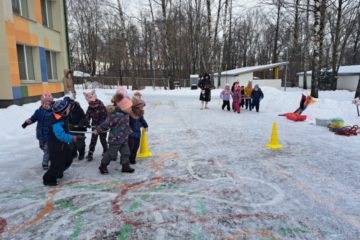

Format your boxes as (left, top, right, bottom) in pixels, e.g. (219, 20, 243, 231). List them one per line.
(64, 69, 72, 76)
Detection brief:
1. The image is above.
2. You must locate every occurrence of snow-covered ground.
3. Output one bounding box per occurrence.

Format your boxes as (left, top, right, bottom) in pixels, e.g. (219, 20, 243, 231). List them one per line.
(0, 86, 360, 239)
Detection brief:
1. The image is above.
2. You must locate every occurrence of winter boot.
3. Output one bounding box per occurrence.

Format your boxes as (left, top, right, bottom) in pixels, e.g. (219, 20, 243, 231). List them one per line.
(43, 180, 58, 186)
(121, 164, 135, 173)
(129, 159, 136, 165)
(87, 151, 93, 161)
(99, 163, 109, 174)
(72, 150, 78, 160)
(78, 149, 85, 161)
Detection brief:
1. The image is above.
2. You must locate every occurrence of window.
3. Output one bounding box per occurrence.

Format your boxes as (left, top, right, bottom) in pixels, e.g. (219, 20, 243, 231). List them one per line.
(16, 44, 35, 81)
(46, 50, 58, 80)
(12, 0, 29, 18)
(41, 0, 53, 28)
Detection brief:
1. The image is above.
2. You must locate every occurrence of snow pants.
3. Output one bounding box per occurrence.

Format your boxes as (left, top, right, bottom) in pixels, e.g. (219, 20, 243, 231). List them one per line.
(222, 100, 230, 111)
(101, 143, 130, 165)
(39, 141, 50, 166)
(89, 132, 108, 153)
(128, 137, 140, 163)
(252, 101, 260, 112)
(232, 101, 240, 113)
(245, 98, 252, 110)
(43, 144, 73, 184)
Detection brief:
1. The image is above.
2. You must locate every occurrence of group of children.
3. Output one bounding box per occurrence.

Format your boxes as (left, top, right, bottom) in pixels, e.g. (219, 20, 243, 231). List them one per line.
(220, 81, 264, 113)
(22, 87, 148, 186)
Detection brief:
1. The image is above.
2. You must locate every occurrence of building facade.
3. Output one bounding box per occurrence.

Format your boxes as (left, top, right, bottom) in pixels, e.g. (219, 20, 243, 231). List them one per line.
(297, 65, 360, 91)
(213, 62, 288, 89)
(0, 0, 68, 108)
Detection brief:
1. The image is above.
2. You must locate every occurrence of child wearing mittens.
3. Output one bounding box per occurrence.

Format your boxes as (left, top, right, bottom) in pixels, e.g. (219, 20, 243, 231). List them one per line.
(22, 93, 53, 170)
(84, 90, 108, 161)
(220, 84, 231, 111)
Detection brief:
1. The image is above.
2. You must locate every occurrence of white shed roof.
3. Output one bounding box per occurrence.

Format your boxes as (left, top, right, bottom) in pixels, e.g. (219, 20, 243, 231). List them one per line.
(214, 62, 289, 77)
(297, 65, 360, 76)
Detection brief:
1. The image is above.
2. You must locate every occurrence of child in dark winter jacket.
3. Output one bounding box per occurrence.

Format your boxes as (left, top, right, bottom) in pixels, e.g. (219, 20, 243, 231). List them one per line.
(43, 97, 82, 186)
(22, 93, 53, 170)
(240, 86, 245, 108)
(129, 92, 148, 164)
(231, 82, 242, 113)
(84, 90, 108, 161)
(96, 90, 135, 174)
(251, 84, 264, 112)
(220, 84, 231, 111)
(68, 98, 87, 160)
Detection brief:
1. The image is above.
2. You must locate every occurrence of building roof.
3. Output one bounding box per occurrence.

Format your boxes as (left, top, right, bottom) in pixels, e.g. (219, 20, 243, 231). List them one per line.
(214, 62, 289, 77)
(297, 65, 360, 76)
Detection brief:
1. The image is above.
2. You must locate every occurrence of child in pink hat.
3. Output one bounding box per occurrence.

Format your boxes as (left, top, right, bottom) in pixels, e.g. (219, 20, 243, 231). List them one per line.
(22, 92, 54, 169)
(83, 90, 108, 161)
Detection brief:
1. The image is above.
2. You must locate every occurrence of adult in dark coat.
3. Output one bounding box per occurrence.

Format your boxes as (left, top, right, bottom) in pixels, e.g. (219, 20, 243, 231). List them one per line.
(198, 73, 213, 109)
(251, 84, 264, 112)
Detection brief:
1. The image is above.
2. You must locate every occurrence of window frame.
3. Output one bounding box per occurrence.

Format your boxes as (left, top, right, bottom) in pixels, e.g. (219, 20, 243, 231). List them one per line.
(41, 0, 53, 29)
(17, 43, 36, 83)
(12, 0, 29, 18)
(46, 50, 58, 82)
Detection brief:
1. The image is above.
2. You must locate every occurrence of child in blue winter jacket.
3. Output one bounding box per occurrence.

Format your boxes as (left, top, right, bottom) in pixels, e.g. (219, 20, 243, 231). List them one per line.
(129, 92, 148, 164)
(43, 97, 82, 186)
(220, 84, 231, 111)
(22, 93, 53, 170)
(251, 84, 264, 112)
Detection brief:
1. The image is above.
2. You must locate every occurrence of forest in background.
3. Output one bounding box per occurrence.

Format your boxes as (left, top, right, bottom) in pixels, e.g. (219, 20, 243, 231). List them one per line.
(67, 0, 360, 97)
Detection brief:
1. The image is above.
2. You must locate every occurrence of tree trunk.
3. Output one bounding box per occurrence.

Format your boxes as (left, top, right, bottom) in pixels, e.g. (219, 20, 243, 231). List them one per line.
(116, 0, 136, 89)
(290, 0, 300, 87)
(303, 0, 311, 90)
(312, 0, 324, 98)
(272, 1, 281, 68)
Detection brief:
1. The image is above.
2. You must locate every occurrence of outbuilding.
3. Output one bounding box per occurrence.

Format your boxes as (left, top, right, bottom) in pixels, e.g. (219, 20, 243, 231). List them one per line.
(213, 62, 288, 89)
(297, 65, 360, 91)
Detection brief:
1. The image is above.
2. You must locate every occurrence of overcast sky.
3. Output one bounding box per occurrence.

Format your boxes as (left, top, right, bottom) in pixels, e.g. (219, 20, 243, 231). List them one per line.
(122, 0, 263, 17)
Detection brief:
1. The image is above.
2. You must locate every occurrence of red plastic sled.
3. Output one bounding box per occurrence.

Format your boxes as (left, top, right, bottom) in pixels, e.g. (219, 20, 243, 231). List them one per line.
(279, 113, 307, 122)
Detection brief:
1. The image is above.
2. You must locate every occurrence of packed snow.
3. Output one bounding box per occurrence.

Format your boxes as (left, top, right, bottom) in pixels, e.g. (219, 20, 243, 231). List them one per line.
(0, 86, 359, 239)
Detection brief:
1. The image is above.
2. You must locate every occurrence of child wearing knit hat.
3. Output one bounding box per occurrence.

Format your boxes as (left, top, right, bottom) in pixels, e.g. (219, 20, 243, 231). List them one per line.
(22, 93, 54, 169)
(129, 92, 148, 164)
(83, 90, 108, 161)
(96, 92, 135, 174)
(43, 97, 82, 186)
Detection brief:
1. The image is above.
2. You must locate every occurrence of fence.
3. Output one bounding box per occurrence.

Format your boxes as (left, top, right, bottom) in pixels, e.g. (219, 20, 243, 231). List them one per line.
(73, 76, 190, 90)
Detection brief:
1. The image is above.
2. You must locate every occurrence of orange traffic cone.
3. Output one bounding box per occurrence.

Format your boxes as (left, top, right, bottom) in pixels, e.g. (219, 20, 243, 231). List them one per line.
(266, 122, 283, 150)
(137, 128, 153, 158)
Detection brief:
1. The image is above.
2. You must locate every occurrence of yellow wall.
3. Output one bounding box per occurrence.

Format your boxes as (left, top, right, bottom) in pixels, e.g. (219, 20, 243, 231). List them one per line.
(0, 0, 68, 101)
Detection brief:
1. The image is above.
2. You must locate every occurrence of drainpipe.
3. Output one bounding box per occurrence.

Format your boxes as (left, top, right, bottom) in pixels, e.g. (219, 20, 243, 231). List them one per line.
(63, 0, 71, 69)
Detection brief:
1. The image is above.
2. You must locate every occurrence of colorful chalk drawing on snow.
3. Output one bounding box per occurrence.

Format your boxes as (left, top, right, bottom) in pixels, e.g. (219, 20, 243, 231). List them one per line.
(0, 152, 339, 239)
